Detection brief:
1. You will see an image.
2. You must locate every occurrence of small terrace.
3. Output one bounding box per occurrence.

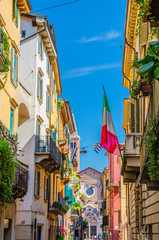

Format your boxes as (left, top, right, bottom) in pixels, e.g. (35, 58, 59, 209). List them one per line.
(121, 133, 142, 183)
(49, 193, 66, 215)
(35, 135, 62, 173)
(12, 163, 28, 199)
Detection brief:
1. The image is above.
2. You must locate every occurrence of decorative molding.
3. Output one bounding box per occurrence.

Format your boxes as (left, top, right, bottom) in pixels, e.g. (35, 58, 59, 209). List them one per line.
(37, 115, 44, 124)
(0, 14, 6, 27)
(10, 98, 18, 109)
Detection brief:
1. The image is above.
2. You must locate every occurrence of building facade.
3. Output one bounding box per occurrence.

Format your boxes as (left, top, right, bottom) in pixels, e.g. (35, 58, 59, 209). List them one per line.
(78, 167, 103, 239)
(121, 0, 159, 239)
(0, 1, 31, 239)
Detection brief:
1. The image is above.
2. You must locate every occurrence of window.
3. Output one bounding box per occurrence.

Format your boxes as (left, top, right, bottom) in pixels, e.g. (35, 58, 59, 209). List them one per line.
(37, 72, 43, 101)
(13, 0, 18, 27)
(34, 170, 40, 196)
(21, 30, 26, 38)
(11, 47, 18, 86)
(38, 35, 43, 60)
(36, 121, 41, 137)
(46, 90, 51, 115)
(74, 142, 76, 148)
(9, 108, 14, 136)
(71, 142, 73, 149)
(85, 187, 95, 197)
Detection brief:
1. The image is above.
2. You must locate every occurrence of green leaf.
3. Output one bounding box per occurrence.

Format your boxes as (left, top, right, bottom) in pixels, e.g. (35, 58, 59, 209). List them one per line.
(137, 61, 154, 76)
(154, 66, 159, 79)
(146, 45, 158, 58)
(148, 41, 159, 46)
(147, 68, 153, 84)
(137, 55, 153, 65)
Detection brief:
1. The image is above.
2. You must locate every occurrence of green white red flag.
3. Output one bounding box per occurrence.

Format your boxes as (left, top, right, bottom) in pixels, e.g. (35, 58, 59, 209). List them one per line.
(100, 86, 118, 153)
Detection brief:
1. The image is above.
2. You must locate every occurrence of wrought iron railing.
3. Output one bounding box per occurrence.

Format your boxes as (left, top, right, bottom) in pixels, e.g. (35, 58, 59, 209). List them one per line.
(35, 135, 62, 165)
(13, 163, 28, 198)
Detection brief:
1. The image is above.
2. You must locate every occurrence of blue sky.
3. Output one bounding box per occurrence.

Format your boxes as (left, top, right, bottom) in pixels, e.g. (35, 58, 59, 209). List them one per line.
(31, 0, 129, 172)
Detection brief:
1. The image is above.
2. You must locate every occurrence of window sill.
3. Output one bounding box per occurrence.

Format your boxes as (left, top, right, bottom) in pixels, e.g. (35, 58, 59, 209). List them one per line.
(44, 199, 48, 204)
(37, 96, 43, 105)
(34, 194, 41, 200)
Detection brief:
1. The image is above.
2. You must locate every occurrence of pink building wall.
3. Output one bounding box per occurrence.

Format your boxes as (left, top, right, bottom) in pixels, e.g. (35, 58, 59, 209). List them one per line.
(108, 147, 120, 240)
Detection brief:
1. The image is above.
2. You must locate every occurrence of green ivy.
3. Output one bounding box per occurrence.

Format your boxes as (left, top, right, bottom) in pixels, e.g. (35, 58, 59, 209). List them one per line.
(132, 0, 159, 39)
(143, 118, 159, 179)
(130, 80, 141, 99)
(0, 140, 15, 209)
(0, 31, 11, 86)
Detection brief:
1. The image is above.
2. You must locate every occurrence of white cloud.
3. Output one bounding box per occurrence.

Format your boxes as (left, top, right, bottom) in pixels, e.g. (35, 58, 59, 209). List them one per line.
(62, 62, 121, 79)
(78, 30, 121, 43)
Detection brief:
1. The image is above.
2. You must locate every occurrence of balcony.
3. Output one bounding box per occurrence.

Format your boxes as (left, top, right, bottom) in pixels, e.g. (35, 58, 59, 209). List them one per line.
(49, 193, 66, 215)
(35, 135, 62, 173)
(12, 163, 28, 199)
(62, 171, 70, 185)
(121, 133, 142, 183)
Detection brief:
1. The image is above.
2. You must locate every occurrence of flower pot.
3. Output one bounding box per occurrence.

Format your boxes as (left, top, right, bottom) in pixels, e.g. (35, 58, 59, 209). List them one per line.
(139, 78, 151, 96)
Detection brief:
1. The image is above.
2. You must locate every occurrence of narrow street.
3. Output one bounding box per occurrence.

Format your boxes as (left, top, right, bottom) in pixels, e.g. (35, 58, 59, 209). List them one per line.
(0, 0, 159, 240)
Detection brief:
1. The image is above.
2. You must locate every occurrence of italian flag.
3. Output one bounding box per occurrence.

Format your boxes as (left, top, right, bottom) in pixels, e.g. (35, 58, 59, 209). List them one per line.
(100, 87, 118, 153)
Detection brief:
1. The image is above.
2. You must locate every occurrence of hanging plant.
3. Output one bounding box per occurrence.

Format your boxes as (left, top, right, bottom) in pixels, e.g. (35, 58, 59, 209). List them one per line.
(57, 100, 64, 111)
(0, 31, 11, 86)
(56, 233, 64, 240)
(143, 118, 159, 179)
(136, 42, 159, 84)
(52, 201, 63, 210)
(72, 202, 81, 212)
(130, 79, 141, 99)
(68, 200, 72, 204)
(0, 139, 15, 209)
(65, 196, 69, 200)
(134, 0, 159, 39)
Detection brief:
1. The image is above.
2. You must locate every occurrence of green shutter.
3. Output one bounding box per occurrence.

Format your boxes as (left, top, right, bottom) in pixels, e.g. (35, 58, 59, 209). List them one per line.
(37, 72, 40, 97)
(14, 54, 16, 85)
(11, 48, 15, 81)
(16, 55, 18, 86)
(46, 57, 48, 72)
(52, 131, 56, 144)
(40, 79, 43, 101)
(9, 108, 13, 136)
(49, 94, 51, 114)
(15, 0, 18, 27)
(38, 172, 40, 196)
(38, 35, 40, 53)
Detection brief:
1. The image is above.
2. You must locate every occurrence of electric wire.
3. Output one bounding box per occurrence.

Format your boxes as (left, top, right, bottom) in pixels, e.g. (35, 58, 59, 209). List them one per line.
(32, 0, 80, 13)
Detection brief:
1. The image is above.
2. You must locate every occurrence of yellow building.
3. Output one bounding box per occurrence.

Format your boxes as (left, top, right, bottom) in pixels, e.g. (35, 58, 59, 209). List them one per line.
(0, 1, 31, 239)
(122, 0, 159, 239)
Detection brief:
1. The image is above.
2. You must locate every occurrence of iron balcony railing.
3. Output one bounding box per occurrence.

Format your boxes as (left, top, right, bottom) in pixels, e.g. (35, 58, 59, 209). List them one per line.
(58, 192, 66, 210)
(35, 135, 62, 166)
(13, 163, 28, 198)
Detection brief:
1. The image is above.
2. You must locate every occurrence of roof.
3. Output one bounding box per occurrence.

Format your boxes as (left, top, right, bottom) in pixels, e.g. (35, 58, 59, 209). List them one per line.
(25, 12, 47, 19)
(26, 0, 32, 10)
(78, 167, 102, 175)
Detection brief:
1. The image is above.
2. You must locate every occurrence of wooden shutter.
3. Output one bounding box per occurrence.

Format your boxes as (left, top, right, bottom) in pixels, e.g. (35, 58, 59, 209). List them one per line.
(136, 99, 140, 133)
(48, 94, 51, 114)
(38, 172, 40, 196)
(37, 72, 40, 97)
(130, 103, 135, 133)
(11, 48, 15, 81)
(44, 176, 47, 200)
(139, 23, 148, 47)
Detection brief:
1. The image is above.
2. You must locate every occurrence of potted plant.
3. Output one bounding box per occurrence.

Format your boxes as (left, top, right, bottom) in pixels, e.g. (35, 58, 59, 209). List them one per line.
(56, 233, 64, 240)
(72, 202, 81, 212)
(68, 200, 72, 204)
(65, 196, 69, 200)
(52, 201, 63, 210)
(137, 42, 159, 84)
